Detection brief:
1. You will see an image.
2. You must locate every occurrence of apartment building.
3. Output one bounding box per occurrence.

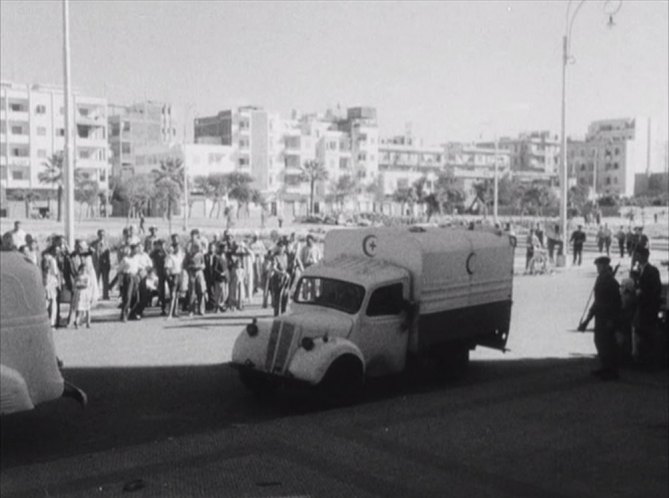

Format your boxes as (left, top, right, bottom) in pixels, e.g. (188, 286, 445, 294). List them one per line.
(501, 131, 560, 175)
(194, 106, 284, 192)
(443, 142, 511, 205)
(570, 118, 652, 197)
(0, 80, 109, 195)
(108, 101, 176, 179)
(378, 133, 443, 195)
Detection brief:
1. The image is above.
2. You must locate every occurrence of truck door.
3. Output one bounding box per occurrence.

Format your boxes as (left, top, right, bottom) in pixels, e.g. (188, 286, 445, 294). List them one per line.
(357, 281, 410, 376)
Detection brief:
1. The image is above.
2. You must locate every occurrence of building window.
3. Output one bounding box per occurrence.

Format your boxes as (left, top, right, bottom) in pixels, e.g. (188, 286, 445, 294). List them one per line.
(10, 103, 26, 112)
(121, 142, 131, 154)
(11, 125, 25, 135)
(11, 147, 28, 157)
(11, 169, 26, 180)
(35, 105, 47, 114)
(78, 107, 89, 117)
(57, 128, 65, 136)
(111, 123, 120, 137)
(613, 162, 619, 170)
(606, 177, 611, 185)
(122, 121, 130, 132)
(37, 149, 47, 158)
(339, 158, 348, 170)
(36, 126, 47, 136)
(614, 148, 620, 155)
(239, 157, 249, 167)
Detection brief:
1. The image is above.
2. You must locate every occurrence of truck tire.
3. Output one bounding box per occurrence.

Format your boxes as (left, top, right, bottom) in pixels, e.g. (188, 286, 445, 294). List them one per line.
(239, 370, 277, 398)
(317, 355, 364, 407)
(439, 343, 470, 380)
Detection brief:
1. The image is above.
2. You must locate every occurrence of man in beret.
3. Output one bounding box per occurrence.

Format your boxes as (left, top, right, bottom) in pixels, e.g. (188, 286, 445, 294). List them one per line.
(578, 256, 621, 380)
(633, 247, 662, 368)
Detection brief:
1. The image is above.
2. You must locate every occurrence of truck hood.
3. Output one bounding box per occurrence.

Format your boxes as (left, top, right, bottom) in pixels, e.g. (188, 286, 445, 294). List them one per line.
(281, 307, 355, 340)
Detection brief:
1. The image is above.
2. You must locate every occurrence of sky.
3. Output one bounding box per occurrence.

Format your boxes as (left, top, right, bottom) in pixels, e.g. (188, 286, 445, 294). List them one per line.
(1, 0, 668, 148)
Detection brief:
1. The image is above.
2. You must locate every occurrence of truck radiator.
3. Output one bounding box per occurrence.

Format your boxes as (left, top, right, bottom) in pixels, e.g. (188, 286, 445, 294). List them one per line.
(264, 320, 296, 374)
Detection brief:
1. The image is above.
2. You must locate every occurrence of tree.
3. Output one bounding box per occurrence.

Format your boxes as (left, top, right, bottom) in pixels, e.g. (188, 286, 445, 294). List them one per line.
(226, 171, 256, 217)
(9, 189, 41, 219)
(38, 152, 64, 221)
(300, 160, 328, 215)
(522, 183, 558, 216)
(127, 175, 156, 214)
(568, 184, 589, 215)
(433, 171, 465, 215)
(330, 175, 357, 211)
(392, 187, 417, 216)
(74, 172, 99, 220)
(152, 158, 184, 227)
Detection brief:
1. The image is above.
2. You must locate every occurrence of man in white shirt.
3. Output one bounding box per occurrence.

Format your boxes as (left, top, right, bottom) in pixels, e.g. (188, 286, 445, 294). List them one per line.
(7, 220, 27, 250)
(117, 244, 141, 322)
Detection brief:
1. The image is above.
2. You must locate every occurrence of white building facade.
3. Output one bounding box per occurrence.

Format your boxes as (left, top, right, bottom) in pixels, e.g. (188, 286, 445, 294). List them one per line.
(1, 81, 109, 194)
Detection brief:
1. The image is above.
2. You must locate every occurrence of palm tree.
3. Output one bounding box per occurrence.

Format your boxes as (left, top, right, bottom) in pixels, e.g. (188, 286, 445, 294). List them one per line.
(38, 152, 64, 221)
(300, 160, 328, 215)
(152, 158, 184, 232)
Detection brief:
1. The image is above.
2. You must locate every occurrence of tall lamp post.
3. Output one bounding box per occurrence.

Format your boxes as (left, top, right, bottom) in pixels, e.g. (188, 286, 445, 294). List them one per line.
(62, 0, 75, 248)
(559, 0, 622, 259)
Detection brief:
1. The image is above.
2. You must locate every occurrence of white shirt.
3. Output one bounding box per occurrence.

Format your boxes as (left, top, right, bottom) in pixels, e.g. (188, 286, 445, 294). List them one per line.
(166, 251, 184, 275)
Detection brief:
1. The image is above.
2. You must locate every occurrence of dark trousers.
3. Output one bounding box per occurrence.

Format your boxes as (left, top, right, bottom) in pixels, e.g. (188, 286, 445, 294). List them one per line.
(132, 278, 151, 317)
(618, 241, 625, 258)
(157, 272, 167, 312)
(96, 266, 110, 300)
(573, 245, 583, 265)
(120, 274, 139, 320)
(594, 323, 619, 372)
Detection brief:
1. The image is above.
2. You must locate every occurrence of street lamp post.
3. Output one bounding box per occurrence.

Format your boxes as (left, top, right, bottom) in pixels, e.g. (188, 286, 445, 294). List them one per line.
(62, 0, 75, 248)
(559, 0, 621, 261)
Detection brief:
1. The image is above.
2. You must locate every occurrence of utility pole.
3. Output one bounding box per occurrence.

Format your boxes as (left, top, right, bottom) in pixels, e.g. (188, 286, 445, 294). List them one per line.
(493, 136, 499, 223)
(62, 0, 75, 248)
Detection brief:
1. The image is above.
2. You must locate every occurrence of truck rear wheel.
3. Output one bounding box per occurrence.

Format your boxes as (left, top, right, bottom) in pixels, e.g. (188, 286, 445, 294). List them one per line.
(439, 343, 470, 380)
(317, 355, 364, 407)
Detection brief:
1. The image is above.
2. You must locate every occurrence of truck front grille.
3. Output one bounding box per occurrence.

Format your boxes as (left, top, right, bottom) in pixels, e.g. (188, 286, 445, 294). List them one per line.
(265, 320, 296, 374)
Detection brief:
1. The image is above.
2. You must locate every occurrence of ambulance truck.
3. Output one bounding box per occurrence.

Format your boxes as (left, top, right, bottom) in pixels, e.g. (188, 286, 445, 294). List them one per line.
(231, 226, 515, 402)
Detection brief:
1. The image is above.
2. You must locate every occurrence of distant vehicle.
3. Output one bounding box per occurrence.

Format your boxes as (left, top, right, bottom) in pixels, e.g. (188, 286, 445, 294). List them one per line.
(232, 226, 515, 403)
(1, 251, 86, 415)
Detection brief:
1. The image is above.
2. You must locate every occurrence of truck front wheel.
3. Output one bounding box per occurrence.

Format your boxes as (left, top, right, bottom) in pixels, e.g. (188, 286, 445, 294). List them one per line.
(317, 355, 364, 407)
(239, 370, 277, 398)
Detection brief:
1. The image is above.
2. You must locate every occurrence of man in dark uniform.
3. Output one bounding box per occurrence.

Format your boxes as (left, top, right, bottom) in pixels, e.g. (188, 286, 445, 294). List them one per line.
(570, 225, 587, 266)
(578, 256, 621, 380)
(633, 247, 662, 368)
(90, 229, 111, 300)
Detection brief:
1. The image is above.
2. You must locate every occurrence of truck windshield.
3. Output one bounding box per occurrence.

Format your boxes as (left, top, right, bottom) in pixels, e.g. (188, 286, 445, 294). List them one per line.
(294, 277, 365, 314)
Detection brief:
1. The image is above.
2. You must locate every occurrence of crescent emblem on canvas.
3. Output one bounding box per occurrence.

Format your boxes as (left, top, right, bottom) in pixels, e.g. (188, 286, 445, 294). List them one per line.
(362, 235, 378, 257)
(466, 252, 476, 275)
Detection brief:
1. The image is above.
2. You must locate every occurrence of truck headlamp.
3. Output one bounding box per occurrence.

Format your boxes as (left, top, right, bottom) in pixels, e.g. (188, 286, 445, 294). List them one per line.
(246, 319, 258, 337)
(301, 337, 315, 351)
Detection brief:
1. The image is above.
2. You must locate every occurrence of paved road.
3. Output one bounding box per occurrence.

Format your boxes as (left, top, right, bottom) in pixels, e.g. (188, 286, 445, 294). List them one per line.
(1, 254, 667, 497)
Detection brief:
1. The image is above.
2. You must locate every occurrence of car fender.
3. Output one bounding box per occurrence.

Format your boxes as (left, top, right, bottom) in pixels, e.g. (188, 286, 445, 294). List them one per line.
(287, 337, 365, 385)
(0, 364, 35, 415)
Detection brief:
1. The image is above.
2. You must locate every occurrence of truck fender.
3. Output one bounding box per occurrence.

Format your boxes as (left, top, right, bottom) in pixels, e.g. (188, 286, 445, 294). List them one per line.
(0, 364, 35, 415)
(287, 337, 365, 385)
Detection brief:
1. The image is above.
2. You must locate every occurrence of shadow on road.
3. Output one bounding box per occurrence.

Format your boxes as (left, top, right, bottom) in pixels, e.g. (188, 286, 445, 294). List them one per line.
(1, 355, 662, 471)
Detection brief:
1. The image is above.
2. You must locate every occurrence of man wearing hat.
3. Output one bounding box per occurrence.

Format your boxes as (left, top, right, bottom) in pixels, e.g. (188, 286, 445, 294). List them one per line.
(578, 256, 621, 380)
(633, 247, 662, 367)
(144, 226, 158, 253)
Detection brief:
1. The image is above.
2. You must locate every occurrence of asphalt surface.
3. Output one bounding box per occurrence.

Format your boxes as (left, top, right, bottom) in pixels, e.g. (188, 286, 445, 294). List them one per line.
(1, 252, 667, 497)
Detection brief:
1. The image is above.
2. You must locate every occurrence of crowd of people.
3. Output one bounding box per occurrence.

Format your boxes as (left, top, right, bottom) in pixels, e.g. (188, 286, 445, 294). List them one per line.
(0, 220, 323, 327)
